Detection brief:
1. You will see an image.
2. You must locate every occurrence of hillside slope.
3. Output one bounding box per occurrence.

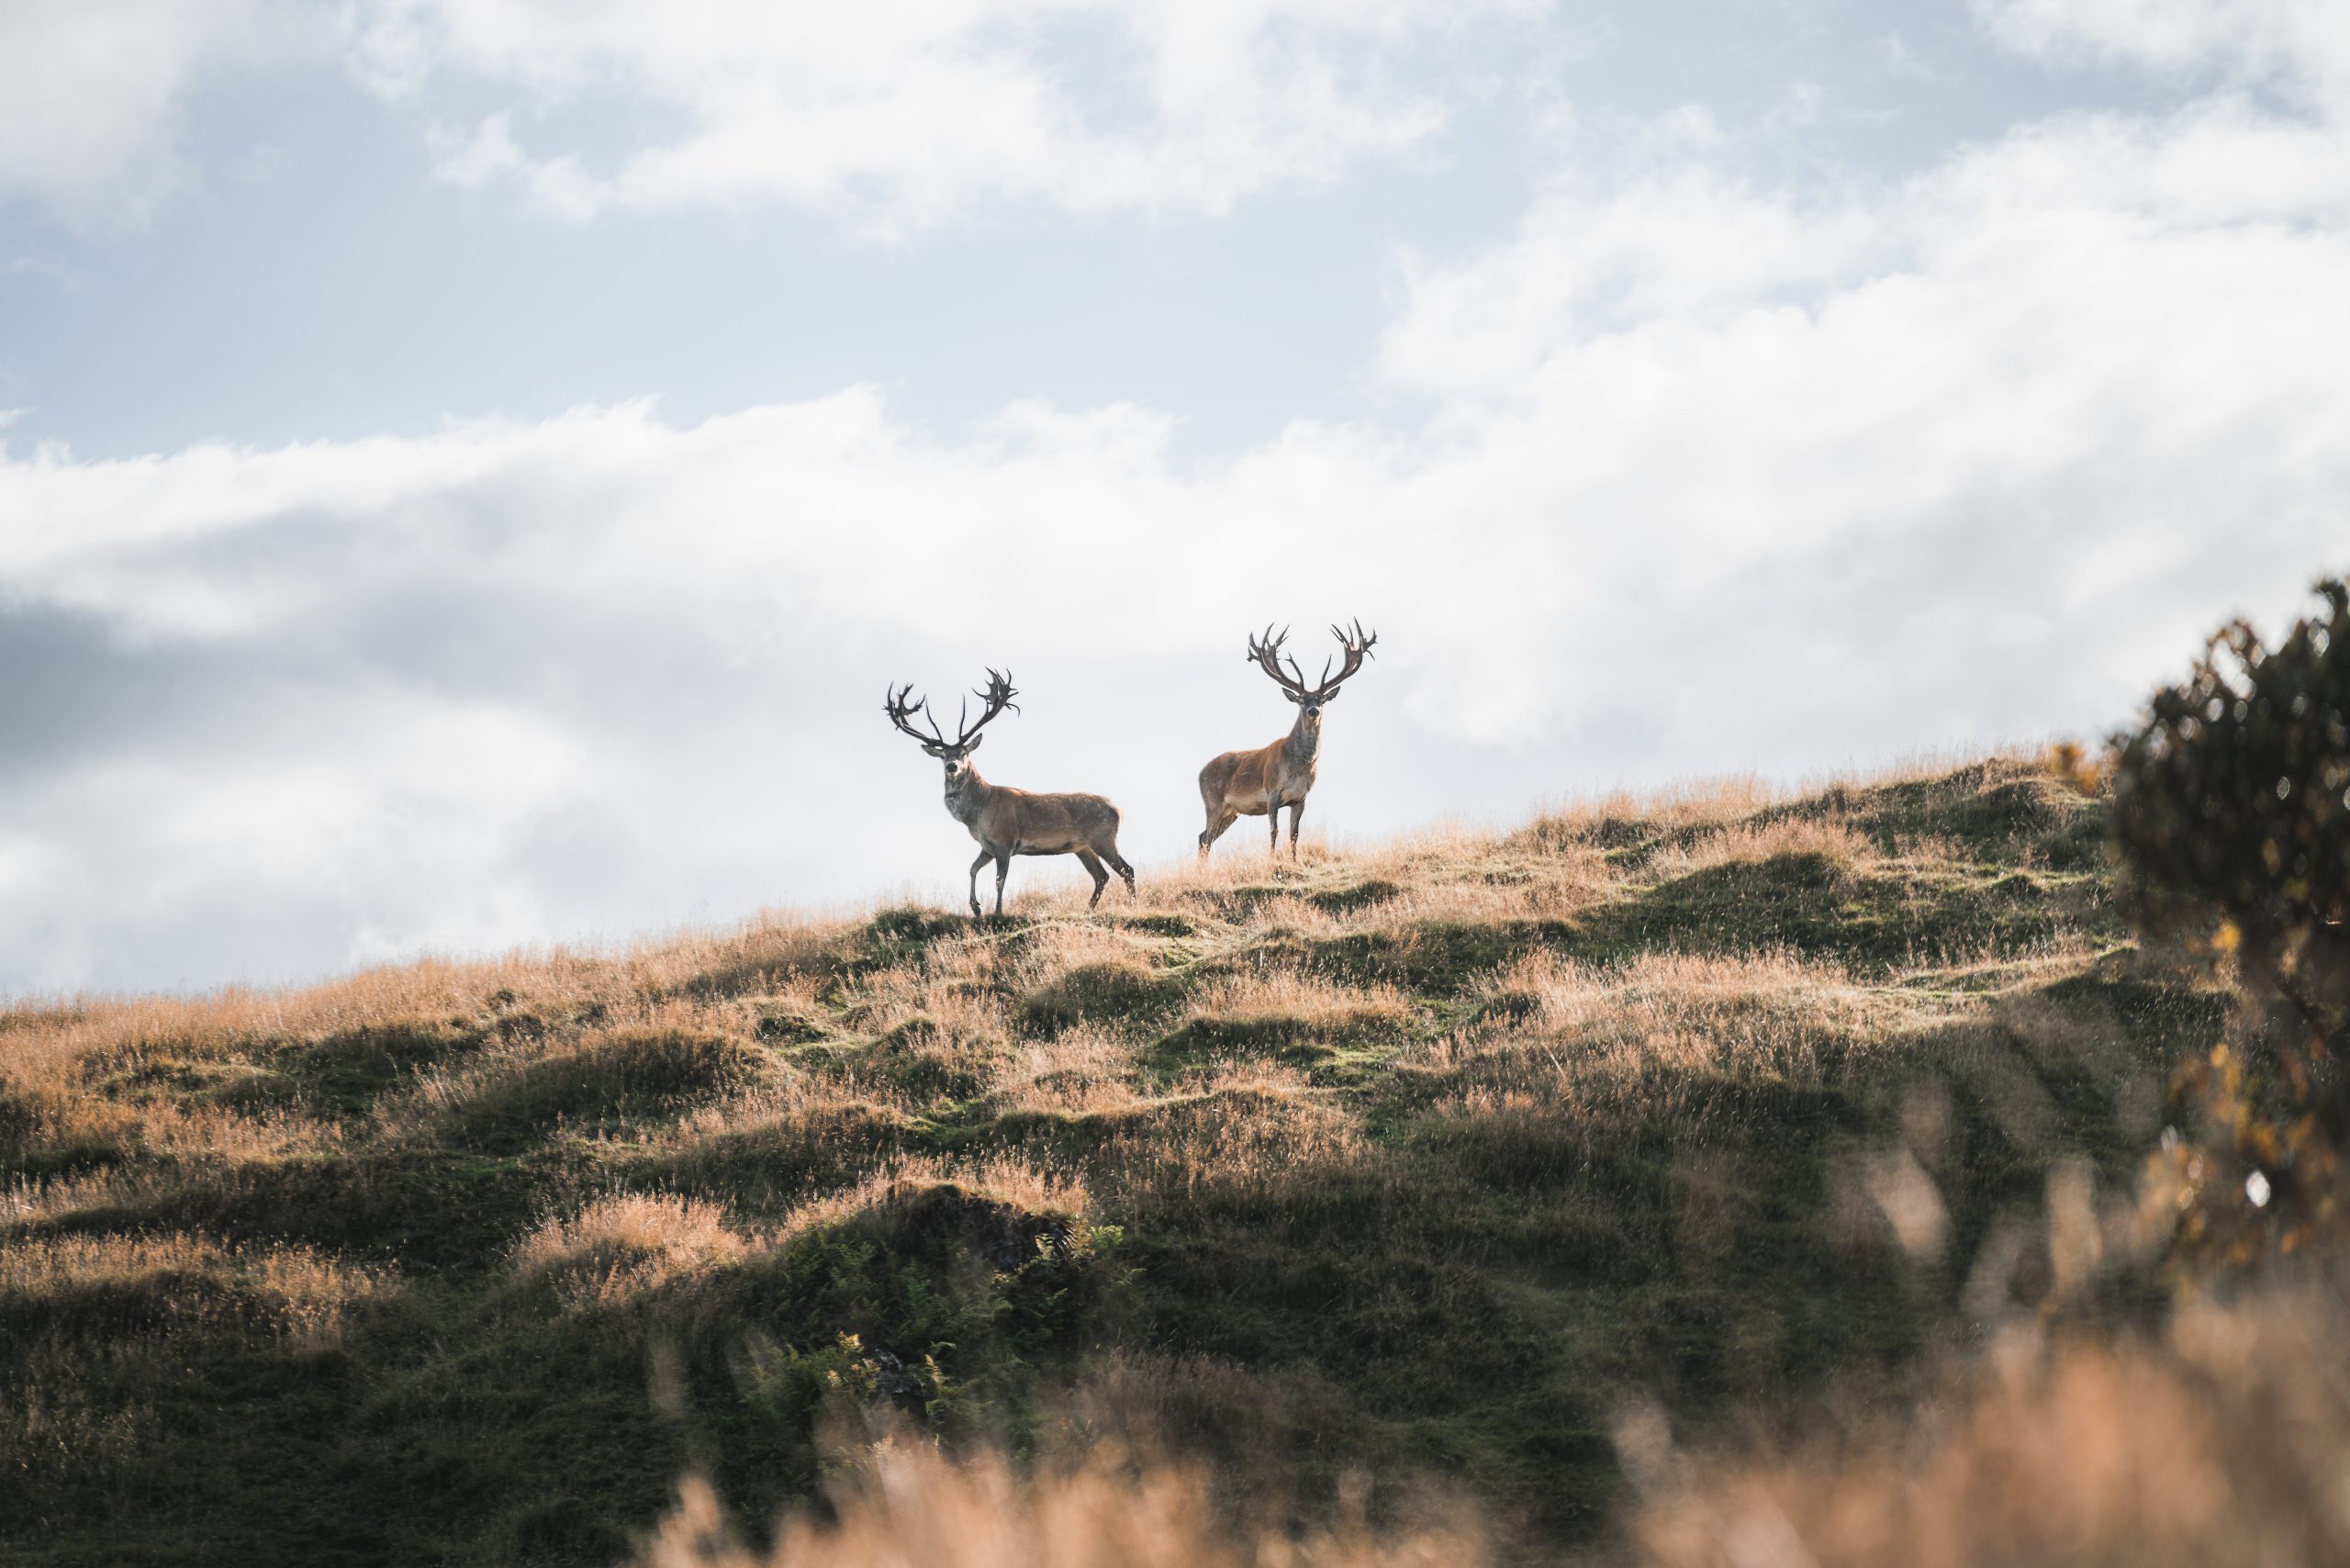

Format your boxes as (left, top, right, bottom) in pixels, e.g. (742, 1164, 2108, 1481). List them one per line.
(0, 758, 2219, 1564)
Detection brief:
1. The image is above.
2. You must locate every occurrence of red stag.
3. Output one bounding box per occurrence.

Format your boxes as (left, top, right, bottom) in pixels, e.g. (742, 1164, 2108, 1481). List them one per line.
(884, 668, 1136, 916)
(1197, 621, 1377, 860)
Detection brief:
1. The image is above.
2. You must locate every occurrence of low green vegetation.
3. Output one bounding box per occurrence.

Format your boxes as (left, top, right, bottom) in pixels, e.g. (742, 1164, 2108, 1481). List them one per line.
(1, 758, 2220, 1564)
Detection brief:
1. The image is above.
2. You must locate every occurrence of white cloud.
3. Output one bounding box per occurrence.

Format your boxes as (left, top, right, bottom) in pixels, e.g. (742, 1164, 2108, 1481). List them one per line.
(0, 0, 316, 222)
(1380, 95, 2350, 404)
(7, 0, 2350, 991)
(1975, 0, 2350, 111)
(1370, 92, 2350, 719)
(1378, 167, 1887, 398)
(6, 84, 2348, 990)
(382, 0, 1522, 227)
(0, 0, 1534, 227)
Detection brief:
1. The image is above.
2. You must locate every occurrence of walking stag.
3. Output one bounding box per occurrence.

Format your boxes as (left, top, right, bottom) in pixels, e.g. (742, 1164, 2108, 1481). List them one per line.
(1197, 621, 1377, 861)
(884, 668, 1136, 916)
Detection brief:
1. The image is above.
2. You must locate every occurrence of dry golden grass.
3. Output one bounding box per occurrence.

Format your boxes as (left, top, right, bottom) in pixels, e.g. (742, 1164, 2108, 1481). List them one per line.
(0, 1086, 329, 1173)
(1019, 837, 1321, 912)
(6, 951, 601, 1080)
(508, 1156, 1091, 1316)
(1010, 921, 1169, 989)
(0, 1230, 388, 1349)
(1452, 949, 1917, 1083)
(2, 753, 2214, 1566)
(1092, 1070, 1370, 1213)
(626, 1274, 2350, 1568)
(840, 934, 1017, 1083)
(0, 750, 2120, 1276)
(1628, 1282, 2350, 1568)
(990, 1024, 1146, 1116)
(1513, 748, 2043, 857)
(637, 1440, 1483, 1568)
(1658, 816, 1874, 881)
(394, 1012, 771, 1150)
(624, 911, 849, 999)
(1179, 971, 1413, 1043)
(0, 751, 2026, 1184)
(1012, 821, 1617, 933)
(511, 1193, 747, 1305)
(647, 1076, 912, 1204)
(0, 913, 846, 1154)
(754, 1157, 1095, 1268)
(1363, 864, 1611, 926)
(1516, 776, 1783, 851)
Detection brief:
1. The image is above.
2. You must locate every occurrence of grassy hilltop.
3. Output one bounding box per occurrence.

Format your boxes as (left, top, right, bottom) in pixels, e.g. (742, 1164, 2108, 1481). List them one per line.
(0, 756, 2227, 1564)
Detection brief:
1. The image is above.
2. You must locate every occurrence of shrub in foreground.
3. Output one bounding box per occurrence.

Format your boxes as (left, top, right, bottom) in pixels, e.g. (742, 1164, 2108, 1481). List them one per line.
(2103, 576, 2350, 1263)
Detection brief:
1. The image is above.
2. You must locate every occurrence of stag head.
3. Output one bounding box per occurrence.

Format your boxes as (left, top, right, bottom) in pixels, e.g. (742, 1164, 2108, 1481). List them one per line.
(884, 668, 1020, 785)
(1247, 620, 1377, 719)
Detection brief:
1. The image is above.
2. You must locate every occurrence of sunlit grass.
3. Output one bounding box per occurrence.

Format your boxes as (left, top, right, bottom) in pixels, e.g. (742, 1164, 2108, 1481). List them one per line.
(0, 755, 2235, 1565)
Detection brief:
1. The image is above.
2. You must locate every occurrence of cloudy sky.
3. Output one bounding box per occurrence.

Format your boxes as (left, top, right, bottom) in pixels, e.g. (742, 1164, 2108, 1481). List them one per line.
(2, 0, 2345, 995)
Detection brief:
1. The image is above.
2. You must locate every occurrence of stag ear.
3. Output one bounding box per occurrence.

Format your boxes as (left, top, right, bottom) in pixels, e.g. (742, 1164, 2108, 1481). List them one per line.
(1318, 687, 1340, 702)
(1281, 689, 1302, 704)
(965, 733, 984, 754)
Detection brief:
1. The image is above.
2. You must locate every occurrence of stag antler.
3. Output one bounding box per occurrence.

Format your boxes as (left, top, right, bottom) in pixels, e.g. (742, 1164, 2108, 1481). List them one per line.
(885, 682, 954, 752)
(947, 667, 1020, 749)
(1246, 624, 1313, 698)
(1246, 621, 1376, 700)
(1316, 619, 1377, 694)
(884, 668, 1020, 755)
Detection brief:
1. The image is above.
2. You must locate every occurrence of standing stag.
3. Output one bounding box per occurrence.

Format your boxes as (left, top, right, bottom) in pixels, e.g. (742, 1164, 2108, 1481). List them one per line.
(1197, 620, 1377, 860)
(884, 668, 1136, 917)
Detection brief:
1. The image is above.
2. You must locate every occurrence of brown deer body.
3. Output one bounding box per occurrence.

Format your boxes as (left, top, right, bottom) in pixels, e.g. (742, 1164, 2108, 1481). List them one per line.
(886, 669, 1136, 916)
(1198, 622, 1376, 860)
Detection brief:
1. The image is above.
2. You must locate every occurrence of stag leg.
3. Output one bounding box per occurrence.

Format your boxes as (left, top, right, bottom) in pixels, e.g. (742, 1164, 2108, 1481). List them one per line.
(1287, 801, 1304, 860)
(993, 850, 1012, 916)
(968, 849, 993, 918)
(1268, 808, 1281, 857)
(1199, 808, 1237, 859)
(1074, 849, 1111, 908)
(1108, 849, 1137, 901)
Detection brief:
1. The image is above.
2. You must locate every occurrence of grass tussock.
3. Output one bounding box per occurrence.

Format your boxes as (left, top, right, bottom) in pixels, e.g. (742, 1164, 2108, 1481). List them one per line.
(1464, 948, 1904, 1073)
(638, 1441, 1483, 1568)
(990, 1025, 1145, 1117)
(407, 1017, 770, 1152)
(0, 756, 2241, 1565)
(1514, 775, 1783, 855)
(1155, 972, 1414, 1077)
(1102, 1070, 1370, 1211)
(0, 1230, 388, 1348)
(1628, 1281, 2350, 1568)
(1657, 815, 1874, 882)
(511, 1193, 746, 1305)
(778, 1156, 1093, 1242)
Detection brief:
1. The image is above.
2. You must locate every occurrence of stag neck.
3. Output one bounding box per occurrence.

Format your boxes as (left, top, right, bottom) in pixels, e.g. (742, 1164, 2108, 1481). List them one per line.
(1284, 707, 1324, 766)
(944, 763, 995, 827)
